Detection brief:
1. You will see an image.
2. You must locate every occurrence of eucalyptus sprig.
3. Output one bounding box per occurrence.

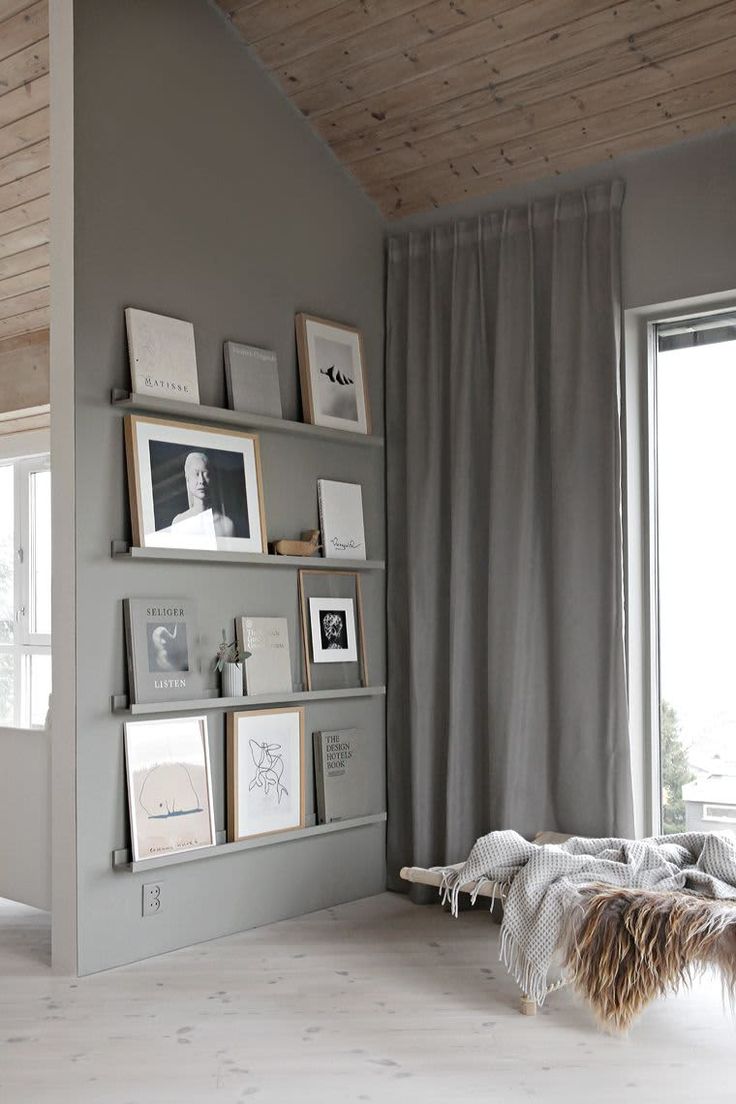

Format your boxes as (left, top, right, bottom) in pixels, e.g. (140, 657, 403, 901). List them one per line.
(214, 634, 250, 672)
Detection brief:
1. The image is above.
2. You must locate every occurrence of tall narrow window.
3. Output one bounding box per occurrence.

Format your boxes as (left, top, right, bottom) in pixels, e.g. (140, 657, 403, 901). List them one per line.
(0, 452, 51, 728)
(654, 312, 736, 833)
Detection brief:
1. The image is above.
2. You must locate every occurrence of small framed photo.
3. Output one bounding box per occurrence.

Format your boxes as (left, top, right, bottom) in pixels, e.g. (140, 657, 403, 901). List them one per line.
(298, 570, 367, 691)
(227, 707, 305, 842)
(124, 715, 216, 862)
(125, 308, 199, 404)
(124, 598, 206, 704)
(296, 313, 371, 435)
(125, 414, 267, 553)
(308, 597, 358, 664)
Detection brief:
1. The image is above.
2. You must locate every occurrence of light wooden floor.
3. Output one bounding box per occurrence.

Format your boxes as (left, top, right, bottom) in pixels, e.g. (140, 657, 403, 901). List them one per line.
(1, 892, 735, 1103)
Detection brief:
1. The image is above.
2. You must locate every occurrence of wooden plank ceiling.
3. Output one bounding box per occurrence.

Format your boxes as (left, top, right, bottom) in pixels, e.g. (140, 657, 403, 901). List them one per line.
(217, 0, 736, 218)
(0, 0, 49, 341)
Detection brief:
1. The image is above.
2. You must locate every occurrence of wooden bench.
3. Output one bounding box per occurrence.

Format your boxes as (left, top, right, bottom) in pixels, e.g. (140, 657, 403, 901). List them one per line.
(400, 832, 571, 1015)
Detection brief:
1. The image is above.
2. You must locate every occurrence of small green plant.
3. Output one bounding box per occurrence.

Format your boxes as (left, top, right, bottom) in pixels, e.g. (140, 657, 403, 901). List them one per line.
(214, 632, 250, 672)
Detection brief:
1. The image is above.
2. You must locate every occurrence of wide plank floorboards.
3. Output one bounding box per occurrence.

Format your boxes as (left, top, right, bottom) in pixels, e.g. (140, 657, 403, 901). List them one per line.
(1, 892, 735, 1102)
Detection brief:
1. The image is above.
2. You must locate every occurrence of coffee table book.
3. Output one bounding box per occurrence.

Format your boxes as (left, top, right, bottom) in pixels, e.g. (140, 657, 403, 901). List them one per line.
(237, 616, 292, 695)
(124, 598, 205, 704)
(313, 728, 384, 824)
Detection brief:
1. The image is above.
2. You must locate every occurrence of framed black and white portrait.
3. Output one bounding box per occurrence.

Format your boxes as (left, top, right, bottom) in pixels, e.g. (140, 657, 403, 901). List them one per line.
(298, 570, 367, 691)
(125, 415, 267, 553)
(308, 598, 357, 664)
(296, 314, 371, 435)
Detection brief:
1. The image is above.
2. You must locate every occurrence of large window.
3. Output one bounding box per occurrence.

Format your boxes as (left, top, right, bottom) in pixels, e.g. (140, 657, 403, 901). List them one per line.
(0, 452, 51, 728)
(653, 312, 736, 833)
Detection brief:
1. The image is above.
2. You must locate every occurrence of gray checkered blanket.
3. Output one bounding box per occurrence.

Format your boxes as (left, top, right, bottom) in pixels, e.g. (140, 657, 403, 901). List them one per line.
(438, 830, 736, 1004)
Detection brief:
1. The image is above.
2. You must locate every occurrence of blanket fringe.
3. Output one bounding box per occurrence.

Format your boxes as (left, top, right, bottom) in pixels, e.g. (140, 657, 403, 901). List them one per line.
(432, 867, 512, 916)
(500, 926, 550, 1006)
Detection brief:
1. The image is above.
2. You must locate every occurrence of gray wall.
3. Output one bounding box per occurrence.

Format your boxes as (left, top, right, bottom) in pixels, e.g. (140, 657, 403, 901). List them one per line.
(72, 0, 385, 974)
(0, 727, 50, 910)
(391, 125, 736, 309)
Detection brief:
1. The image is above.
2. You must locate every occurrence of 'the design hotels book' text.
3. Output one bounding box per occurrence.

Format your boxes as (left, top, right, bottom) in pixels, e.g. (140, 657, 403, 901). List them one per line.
(313, 728, 384, 823)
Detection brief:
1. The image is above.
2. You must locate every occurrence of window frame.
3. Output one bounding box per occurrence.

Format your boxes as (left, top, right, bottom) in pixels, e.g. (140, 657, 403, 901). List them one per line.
(0, 446, 51, 729)
(702, 805, 736, 824)
(624, 291, 736, 837)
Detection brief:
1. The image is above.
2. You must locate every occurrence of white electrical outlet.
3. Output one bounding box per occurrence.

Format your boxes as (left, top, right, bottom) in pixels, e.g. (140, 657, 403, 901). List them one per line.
(142, 882, 162, 917)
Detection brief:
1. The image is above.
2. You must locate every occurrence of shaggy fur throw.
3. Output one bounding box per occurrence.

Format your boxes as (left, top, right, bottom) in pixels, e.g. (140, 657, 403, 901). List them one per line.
(563, 884, 736, 1031)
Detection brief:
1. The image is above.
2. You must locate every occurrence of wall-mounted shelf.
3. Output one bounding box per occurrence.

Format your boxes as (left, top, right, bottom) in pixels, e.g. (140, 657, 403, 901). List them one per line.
(112, 685, 386, 716)
(111, 540, 385, 571)
(112, 811, 387, 873)
(112, 389, 384, 448)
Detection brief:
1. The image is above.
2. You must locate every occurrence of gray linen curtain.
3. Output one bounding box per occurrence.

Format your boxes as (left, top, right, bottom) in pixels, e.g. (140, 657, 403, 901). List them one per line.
(385, 181, 634, 890)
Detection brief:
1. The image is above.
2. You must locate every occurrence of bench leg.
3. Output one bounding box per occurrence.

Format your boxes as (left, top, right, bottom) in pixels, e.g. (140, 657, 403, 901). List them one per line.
(520, 995, 537, 1016)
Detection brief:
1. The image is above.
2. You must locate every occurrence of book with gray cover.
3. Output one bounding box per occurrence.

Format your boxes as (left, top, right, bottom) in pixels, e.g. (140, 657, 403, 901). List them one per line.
(313, 728, 384, 824)
(224, 341, 282, 418)
(237, 616, 292, 695)
(124, 598, 205, 703)
(317, 479, 366, 560)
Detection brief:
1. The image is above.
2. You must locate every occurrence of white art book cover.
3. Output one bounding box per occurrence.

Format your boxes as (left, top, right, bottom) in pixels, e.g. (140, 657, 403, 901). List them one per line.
(126, 308, 200, 403)
(318, 479, 366, 560)
(125, 717, 215, 861)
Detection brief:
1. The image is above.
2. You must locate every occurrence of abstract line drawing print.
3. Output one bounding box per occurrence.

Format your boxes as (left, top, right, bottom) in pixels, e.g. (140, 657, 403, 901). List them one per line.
(138, 762, 203, 819)
(249, 739, 289, 803)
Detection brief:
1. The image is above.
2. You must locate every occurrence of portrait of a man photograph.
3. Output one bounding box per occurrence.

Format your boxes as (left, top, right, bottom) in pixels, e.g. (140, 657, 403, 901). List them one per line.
(125, 415, 266, 554)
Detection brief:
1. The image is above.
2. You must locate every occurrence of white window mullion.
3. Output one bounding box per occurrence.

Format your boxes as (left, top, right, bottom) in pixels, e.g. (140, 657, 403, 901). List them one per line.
(0, 449, 52, 728)
(15, 456, 29, 651)
(24, 455, 51, 649)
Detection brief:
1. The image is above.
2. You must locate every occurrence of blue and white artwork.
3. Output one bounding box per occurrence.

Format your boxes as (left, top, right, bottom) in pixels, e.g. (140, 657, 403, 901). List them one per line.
(125, 716, 216, 861)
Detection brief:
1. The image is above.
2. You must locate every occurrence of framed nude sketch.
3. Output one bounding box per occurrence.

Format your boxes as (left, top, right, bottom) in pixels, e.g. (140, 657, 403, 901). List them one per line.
(227, 707, 305, 842)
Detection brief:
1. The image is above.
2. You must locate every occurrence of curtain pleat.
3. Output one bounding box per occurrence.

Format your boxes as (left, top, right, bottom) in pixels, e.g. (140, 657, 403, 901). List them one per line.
(386, 181, 634, 889)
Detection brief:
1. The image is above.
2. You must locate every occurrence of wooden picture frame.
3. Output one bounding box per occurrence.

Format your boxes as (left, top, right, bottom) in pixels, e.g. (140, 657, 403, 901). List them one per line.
(125, 414, 268, 553)
(295, 313, 371, 435)
(298, 569, 368, 691)
(227, 707, 306, 842)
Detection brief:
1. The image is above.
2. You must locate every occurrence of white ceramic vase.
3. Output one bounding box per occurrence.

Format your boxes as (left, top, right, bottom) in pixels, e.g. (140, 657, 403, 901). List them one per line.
(221, 661, 244, 698)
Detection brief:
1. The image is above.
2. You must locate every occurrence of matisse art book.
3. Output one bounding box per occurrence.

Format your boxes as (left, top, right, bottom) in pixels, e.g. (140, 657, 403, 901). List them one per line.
(125, 308, 200, 403)
(317, 479, 366, 560)
(313, 728, 384, 824)
(237, 616, 292, 695)
(124, 598, 205, 704)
